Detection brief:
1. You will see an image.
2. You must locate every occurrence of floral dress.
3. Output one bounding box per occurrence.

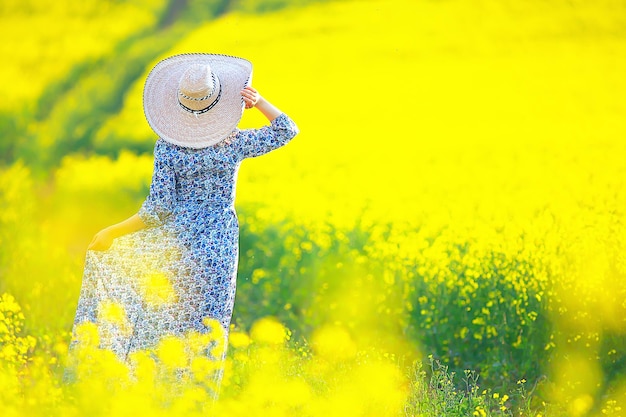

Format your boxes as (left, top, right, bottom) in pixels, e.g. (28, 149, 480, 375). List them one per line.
(70, 113, 298, 365)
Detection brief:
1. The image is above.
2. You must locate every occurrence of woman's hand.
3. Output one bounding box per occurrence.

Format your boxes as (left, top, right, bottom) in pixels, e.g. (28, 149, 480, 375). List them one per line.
(241, 86, 261, 109)
(241, 86, 282, 121)
(87, 214, 145, 251)
(88, 228, 115, 251)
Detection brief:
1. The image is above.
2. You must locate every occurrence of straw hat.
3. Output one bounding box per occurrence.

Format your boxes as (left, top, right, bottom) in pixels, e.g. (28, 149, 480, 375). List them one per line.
(143, 53, 253, 148)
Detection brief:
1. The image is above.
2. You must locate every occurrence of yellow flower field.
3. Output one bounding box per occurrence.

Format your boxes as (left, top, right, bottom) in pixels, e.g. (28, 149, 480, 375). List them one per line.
(1, 0, 625, 415)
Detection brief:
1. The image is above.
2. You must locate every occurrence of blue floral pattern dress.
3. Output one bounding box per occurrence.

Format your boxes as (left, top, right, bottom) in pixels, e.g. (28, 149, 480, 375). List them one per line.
(70, 113, 298, 363)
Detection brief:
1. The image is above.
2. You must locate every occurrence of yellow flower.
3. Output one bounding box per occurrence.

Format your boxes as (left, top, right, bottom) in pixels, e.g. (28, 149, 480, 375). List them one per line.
(191, 356, 220, 383)
(202, 317, 226, 358)
(97, 300, 130, 334)
(569, 394, 594, 417)
(311, 324, 357, 361)
(156, 335, 187, 369)
(229, 331, 251, 349)
(186, 331, 214, 355)
(73, 322, 100, 348)
(250, 317, 287, 345)
(474, 406, 487, 417)
(129, 350, 156, 381)
(140, 271, 178, 307)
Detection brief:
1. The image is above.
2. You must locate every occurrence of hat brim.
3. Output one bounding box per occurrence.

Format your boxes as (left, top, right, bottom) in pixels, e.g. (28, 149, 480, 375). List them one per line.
(143, 53, 253, 148)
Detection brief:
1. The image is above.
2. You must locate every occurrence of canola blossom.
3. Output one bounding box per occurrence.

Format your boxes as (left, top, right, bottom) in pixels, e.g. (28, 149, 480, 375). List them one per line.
(1, 0, 626, 416)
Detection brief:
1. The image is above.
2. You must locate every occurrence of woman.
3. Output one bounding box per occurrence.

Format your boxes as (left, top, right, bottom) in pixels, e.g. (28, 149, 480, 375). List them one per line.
(69, 53, 298, 374)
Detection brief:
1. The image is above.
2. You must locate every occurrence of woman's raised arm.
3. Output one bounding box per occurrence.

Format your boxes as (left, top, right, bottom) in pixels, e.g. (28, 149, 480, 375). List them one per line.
(241, 86, 282, 121)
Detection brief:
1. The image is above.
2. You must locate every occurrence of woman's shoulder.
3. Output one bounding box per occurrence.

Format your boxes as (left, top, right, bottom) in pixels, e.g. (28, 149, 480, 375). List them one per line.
(153, 139, 193, 167)
(155, 138, 176, 149)
(154, 138, 196, 156)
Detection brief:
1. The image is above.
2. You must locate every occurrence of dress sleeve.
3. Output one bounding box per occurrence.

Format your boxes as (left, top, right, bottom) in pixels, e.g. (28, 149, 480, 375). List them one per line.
(233, 113, 299, 160)
(138, 140, 176, 227)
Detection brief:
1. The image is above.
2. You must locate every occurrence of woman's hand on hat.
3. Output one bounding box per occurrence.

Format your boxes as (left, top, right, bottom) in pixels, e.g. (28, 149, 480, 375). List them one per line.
(241, 86, 260, 109)
(241, 86, 282, 121)
(88, 228, 114, 251)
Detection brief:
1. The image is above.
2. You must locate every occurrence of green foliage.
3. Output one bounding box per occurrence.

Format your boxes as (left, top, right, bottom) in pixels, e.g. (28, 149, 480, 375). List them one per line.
(405, 357, 551, 417)
(405, 241, 552, 388)
(179, 0, 231, 23)
(236, 214, 370, 337)
(234, 213, 553, 390)
(23, 30, 185, 169)
(0, 112, 26, 166)
(234, 0, 307, 14)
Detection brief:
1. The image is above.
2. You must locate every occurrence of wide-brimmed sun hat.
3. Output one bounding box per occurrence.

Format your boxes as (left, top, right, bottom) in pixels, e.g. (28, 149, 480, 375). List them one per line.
(143, 53, 253, 148)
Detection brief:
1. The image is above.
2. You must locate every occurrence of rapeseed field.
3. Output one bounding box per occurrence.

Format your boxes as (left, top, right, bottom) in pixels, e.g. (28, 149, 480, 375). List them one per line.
(1, 0, 625, 415)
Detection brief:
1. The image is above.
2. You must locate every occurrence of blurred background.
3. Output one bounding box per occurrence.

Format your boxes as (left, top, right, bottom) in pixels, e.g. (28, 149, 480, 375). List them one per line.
(1, 0, 625, 415)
